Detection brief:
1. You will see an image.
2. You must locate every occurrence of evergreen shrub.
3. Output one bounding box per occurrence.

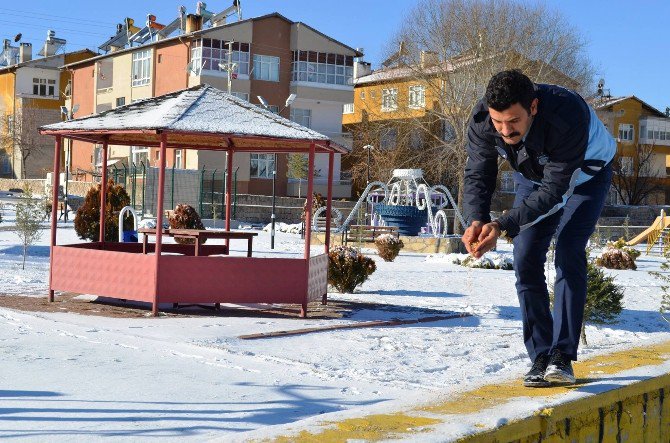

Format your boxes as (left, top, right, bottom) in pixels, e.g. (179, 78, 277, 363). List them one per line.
(327, 245, 376, 293)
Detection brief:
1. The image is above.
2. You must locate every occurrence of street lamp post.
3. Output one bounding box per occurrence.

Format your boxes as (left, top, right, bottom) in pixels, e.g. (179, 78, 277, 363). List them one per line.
(257, 94, 297, 249)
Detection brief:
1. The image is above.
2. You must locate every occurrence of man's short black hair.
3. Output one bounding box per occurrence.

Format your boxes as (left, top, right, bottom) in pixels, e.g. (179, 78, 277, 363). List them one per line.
(485, 70, 536, 113)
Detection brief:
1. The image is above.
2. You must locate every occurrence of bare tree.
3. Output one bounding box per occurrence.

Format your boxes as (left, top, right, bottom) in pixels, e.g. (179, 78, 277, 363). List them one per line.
(611, 144, 665, 205)
(0, 100, 50, 178)
(351, 0, 595, 224)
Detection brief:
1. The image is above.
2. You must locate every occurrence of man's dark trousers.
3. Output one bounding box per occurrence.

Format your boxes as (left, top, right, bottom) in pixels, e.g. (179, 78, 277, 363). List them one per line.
(512, 165, 612, 362)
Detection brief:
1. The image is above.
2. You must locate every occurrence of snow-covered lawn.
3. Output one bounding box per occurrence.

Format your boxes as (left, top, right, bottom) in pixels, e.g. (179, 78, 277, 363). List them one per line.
(1, 199, 668, 441)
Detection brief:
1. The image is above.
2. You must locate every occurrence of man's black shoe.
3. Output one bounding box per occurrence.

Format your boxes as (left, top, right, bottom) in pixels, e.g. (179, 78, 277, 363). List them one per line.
(523, 353, 551, 387)
(544, 349, 576, 384)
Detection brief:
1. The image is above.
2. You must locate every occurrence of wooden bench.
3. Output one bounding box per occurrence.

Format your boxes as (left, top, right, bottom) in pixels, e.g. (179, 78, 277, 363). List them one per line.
(345, 225, 399, 244)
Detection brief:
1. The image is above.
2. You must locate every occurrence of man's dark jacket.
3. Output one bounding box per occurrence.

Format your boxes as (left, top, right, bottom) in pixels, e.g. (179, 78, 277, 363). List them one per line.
(463, 83, 616, 237)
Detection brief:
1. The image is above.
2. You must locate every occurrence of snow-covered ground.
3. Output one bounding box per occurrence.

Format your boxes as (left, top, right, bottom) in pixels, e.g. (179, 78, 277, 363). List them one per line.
(0, 197, 669, 441)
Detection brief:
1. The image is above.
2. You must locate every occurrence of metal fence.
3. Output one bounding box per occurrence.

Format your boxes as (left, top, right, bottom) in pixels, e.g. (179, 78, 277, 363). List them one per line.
(110, 163, 238, 219)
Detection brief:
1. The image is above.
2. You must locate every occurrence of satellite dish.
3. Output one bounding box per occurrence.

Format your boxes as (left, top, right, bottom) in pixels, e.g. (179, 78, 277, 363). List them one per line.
(14, 33, 22, 42)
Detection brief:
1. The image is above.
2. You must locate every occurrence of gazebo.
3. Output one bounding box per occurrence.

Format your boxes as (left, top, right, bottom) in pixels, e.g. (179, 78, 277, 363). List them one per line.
(40, 85, 347, 317)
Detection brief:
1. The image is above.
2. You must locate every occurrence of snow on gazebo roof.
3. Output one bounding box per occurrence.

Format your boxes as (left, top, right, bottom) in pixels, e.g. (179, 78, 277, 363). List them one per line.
(41, 84, 348, 153)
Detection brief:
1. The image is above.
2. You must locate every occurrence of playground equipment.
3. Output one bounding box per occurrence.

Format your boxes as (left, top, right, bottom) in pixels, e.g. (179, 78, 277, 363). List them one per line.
(626, 209, 670, 255)
(119, 205, 139, 242)
(313, 169, 465, 237)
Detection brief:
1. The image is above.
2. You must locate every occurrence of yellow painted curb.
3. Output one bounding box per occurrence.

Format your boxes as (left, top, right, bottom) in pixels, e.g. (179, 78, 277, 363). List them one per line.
(265, 339, 670, 442)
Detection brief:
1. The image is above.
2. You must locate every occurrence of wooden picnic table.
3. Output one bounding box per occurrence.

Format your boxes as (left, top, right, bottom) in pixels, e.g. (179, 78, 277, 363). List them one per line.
(138, 228, 257, 257)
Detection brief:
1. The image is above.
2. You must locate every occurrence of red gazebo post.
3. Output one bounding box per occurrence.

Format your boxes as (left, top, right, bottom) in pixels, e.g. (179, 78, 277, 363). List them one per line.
(301, 142, 316, 317)
(99, 137, 109, 249)
(48, 135, 62, 302)
(303, 142, 316, 260)
(152, 133, 168, 316)
(322, 150, 334, 305)
(324, 151, 334, 251)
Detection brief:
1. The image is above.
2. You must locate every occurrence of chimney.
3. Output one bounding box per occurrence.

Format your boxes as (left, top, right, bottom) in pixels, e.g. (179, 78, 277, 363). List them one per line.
(19, 42, 31, 63)
(185, 14, 203, 33)
(420, 51, 439, 68)
(3, 39, 10, 50)
(353, 61, 372, 79)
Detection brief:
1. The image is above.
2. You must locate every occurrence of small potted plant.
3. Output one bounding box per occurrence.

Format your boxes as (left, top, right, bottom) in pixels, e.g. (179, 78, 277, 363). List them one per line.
(168, 204, 206, 245)
(374, 233, 404, 262)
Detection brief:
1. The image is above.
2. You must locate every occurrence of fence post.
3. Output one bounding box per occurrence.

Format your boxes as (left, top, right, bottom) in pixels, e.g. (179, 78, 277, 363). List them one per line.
(221, 169, 226, 221)
(233, 167, 238, 219)
(199, 165, 206, 217)
(131, 162, 137, 208)
(171, 163, 176, 211)
(211, 169, 217, 219)
(140, 161, 146, 216)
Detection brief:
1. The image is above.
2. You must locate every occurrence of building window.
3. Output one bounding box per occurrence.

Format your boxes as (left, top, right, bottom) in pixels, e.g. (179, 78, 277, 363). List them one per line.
(343, 103, 354, 114)
(231, 92, 249, 101)
(33, 78, 56, 96)
(116, 97, 126, 107)
(267, 105, 280, 114)
(618, 123, 634, 141)
(1, 154, 10, 174)
(250, 153, 275, 178)
(409, 130, 423, 149)
(381, 88, 398, 112)
(132, 49, 152, 86)
(360, 91, 365, 100)
(253, 54, 280, 82)
(380, 127, 397, 149)
(619, 156, 633, 176)
(290, 108, 311, 128)
(291, 51, 354, 86)
(174, 150, 182, 169)
(93, 145, 103, 168)
(131, 147, 149, 165)
(190, 39, 250, 75)
(408, 85, 425, 108)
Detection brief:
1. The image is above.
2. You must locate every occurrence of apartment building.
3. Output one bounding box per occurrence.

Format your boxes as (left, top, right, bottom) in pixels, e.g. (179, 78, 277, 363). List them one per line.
(65, 8, 361, 198)
(0, 33, 95, 178)
(593, 95, 670, 204)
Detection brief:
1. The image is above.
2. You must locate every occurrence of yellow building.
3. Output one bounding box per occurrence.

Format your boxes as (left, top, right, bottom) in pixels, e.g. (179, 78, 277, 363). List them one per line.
(0, 35, 95, 178)
(593, 96, 670, 204)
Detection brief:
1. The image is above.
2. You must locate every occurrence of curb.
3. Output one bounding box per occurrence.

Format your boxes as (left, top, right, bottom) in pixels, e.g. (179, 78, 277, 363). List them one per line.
(261, 339, 670, 442)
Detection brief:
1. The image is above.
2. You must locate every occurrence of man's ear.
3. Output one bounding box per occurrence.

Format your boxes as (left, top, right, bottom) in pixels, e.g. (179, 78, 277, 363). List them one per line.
(530, 98, 539, 117)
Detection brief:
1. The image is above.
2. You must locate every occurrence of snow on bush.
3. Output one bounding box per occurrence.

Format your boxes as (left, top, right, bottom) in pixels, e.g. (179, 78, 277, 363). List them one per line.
(327, 245, 376, 293)
(451, 252, 514, 270)
(596, 238, 639, 270)
(263, 222, 303, 234)
(374, 233, 404, 262)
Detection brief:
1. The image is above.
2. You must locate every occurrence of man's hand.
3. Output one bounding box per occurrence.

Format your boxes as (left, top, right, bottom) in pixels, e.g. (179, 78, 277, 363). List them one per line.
(472, 221, 501, 258)
(462, 221, 484, 256)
